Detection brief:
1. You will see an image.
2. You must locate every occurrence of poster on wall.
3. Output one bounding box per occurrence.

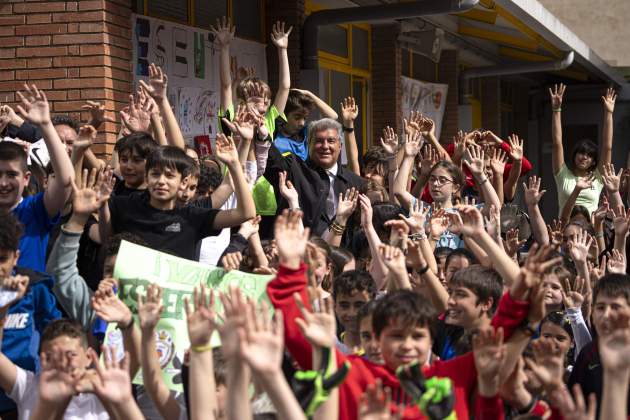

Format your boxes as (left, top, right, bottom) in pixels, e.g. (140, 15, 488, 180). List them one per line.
(132, 14, 267, 145)
(401, 76, 448, 141)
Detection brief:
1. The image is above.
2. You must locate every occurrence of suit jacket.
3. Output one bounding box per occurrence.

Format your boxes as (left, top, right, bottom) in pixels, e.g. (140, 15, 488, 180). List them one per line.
(265, 144, 366, 236)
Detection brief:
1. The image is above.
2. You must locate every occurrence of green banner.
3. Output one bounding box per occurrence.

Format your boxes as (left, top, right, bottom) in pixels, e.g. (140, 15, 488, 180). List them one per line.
(106, 241, 274, 392)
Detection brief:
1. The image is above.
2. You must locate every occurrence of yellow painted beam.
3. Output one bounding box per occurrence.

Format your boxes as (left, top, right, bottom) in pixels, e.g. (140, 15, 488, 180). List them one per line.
(458, 23, 539, 50)
(493, 4, 561, 57)
(457, 8, 498, 25)
(499, 46, 555, 62)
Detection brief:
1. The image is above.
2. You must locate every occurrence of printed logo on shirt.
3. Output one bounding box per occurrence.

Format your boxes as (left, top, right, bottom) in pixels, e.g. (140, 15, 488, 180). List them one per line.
(4, 313, 29, 329)
(165, 222, 181, 233)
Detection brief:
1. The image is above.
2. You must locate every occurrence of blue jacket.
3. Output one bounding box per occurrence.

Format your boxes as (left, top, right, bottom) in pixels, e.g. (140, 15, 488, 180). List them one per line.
(0, 267, 61, 411)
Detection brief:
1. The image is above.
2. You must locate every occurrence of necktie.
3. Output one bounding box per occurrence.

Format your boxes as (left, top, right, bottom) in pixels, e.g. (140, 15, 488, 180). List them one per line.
(326, 171, 336, 220)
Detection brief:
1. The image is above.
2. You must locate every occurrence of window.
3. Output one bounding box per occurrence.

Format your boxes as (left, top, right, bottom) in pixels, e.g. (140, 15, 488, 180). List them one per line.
(319, 25, 349, 58)
(352, 26, 369, 70)
(233, 0, 263, 41)
(147, 0, 189, 23)
(195, 2, 227, 28)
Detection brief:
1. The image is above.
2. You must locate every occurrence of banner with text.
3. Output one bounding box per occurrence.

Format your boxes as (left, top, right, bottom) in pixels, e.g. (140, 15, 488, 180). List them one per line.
(401, 76, 448, 141)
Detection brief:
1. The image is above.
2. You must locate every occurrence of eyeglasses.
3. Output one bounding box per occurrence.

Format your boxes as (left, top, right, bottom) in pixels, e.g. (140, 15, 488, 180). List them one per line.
(428, 176, 454, 186)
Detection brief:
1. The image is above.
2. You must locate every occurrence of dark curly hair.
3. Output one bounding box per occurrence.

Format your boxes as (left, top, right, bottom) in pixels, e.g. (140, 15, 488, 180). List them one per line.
(0, 212, 23, 252)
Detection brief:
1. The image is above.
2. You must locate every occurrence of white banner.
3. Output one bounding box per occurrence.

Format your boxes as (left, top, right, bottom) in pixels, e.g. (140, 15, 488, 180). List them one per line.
(401, 76, 448, 141)
(132, 14, 268, 143)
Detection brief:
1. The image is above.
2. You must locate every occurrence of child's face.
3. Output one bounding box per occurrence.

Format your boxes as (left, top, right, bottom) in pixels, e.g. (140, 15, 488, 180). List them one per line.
(177, 175, 198, 206)
(334, 289, 371, 333)
(0, 160, 29, 210)
(593, 293, 630, 336)
(247, 96, 270, 116)
(285, 110, 308, 135)
(312, 249, 331, 285)
(542, 274, 564, 308)
(359, 315, 383, 364)
(379, 319, 432, 369)
(444, 255, 469, 284)
(428, 167, 458, 204)
(147, 166, 182, 203)
(540, 321, 572, 359)
(446, 285, 489, 329)
(363, 162, 385, 186)
(41, 336, 90, 381)
(119, 150, 146, 188)
(0, 249, 18, 278)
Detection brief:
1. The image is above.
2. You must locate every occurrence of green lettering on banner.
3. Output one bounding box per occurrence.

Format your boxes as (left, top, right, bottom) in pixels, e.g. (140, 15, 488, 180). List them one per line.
(106, 241, 274, 392)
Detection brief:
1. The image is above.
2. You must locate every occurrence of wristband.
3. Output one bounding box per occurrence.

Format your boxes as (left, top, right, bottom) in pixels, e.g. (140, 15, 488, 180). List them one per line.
(342, 126, 354, 133)
(521, 322, 538, 337)
(191, 343, 213, 353)
(409, 232, 427, 241)
(552, 107, 562, 112)
(595, 231, 604, 238)
(417, 264, 430, 275)
(119, 317, 134, 331)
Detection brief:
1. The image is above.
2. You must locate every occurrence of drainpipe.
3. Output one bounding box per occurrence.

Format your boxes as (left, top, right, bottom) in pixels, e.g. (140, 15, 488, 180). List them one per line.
(302, 0, 479, 70)
(461, 51, 574, 79)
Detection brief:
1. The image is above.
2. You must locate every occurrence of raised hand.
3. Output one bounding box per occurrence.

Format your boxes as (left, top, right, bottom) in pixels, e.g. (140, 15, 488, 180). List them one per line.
(274, 209, 310, 266)
(566, 228, 593, 264)
(138, 63, 168, 101)
(294, 292, 336, 348)
(90, 346, 134, 404)
(378, 244, 407, 277)
(463, 144, 485, 178)
(456, 205, 485, 236)
(217, 285, 248, 360)
(403, 130, 421, 158)
(592, 196, 610, 226)
(0, 104, 23, 129)
(549, 83, 566, 110)
(0, 275, 29, 312)
(379, 126, 398, 156)
(602, 87, 617, 114)
(526, 337, 565, 393)
(547, 219, 564, 246)
(612, 205, 630, 238)
(341, 97, 358, 124)
(210, 16, 235, 47)
(484, 203, 501, 240)
(562, 276, 588, 310)
(359, 194, 373, 229)
(238, 299, 284, 375)
(473, 327, 506, 396)
(602, 163, 622, 193)
(184, 284, 216, 348)
(73, 125, 97, 151)
(82, 100, 115, 128)
(222, 104, 261, 141)
(399, 200, 429, 234)
(598, 308, 630, 371)
(278, 171, 299, 208)
(214, 133, 239, 165)
(575, 175, 594, 191)
(136, 283, 164, 332)
(504, 228, 526, 259)
(489, 147, 507, 175)
(429, 208, 449, 238)
(239, 215, 262, 240)
(270, 20, 292, 49)
(221, 251, 242, 272)
(71, 168, 111, 216)
(522, 176, 546, 207)
(419, 144, 438, 176)
(507, 134, 524, 161)
(91, 281, 133, 327)
(550, 384, 596, 420)
(606, 248, 626, 274)
(120, 94, 151, 133)
(512, 243, 561, 301)
(38, 350, 77, 404)
(358, 379, 395, 420)
(589, 255, 606, 283)
(16, 84, 51, 125)
(336, 187, 359, 224)
(418, 115, 435, 138)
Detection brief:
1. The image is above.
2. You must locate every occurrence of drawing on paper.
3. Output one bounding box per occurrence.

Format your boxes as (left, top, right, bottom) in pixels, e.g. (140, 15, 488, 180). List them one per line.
(151, 24, 169, 73)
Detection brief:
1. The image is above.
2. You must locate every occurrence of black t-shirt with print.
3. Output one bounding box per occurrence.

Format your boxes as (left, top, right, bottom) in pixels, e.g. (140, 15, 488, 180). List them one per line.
(108, 191, 221, 260)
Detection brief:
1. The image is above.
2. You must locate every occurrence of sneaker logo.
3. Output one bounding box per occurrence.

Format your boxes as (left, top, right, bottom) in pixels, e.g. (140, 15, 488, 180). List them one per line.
(165, 222, 181, 233)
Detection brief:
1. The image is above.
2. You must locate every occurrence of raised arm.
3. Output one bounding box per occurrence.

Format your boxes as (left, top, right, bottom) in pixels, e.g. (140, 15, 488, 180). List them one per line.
(599, 88, 616, 171)
(602, 162, 623, 210)
(81, 100, 111, 170)
(598, 309, 630, 420)
(16, 84, 74, 218)
(0, 276, 28, 394)
(560, 176, 593, 224)
(522, 176, 550, 246)
(417, 115, 449, 161)
(340, 97, 360, 175)
(70, 126, 97, 187)
(293, 88, 337, 119)
(379, 126, 400, 204)
(504, 134, 524, 202)
(212, 134, 256, 229)
(270, 21, 292, 114)
(488, 147, 507, 205)
(210, 17, 235, 113)
(139, 63, 186, 150)
(550, 84, 566, 175)
(392, 131, 421, 210)
(359, 195, 388, 289)
(322, 187, 358, 247)
(463, 145, 501, 214)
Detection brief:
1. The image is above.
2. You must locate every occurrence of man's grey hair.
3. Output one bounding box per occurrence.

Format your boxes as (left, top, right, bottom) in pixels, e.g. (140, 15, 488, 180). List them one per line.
(307, 118, 343, 146)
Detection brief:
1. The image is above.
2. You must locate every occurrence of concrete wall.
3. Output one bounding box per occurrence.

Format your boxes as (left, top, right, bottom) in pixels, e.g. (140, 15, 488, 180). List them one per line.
(537, 0, 630, 68)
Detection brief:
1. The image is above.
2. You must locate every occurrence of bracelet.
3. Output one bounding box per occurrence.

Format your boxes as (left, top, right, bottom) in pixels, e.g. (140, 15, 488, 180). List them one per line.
(191, 343, 213, 353)
(289, 207, 301, 212)
(416, 264, 430, 275)
(552, 107, 562, 112)
(330, 220, 346, 235)
(409, 232, 427, 241)
(595, 231, 604, 238)
(342, 126, 354, 133)
(521, 323, 538, 337)
(119, 317, 134, 331)
(478, 177, 489, 185)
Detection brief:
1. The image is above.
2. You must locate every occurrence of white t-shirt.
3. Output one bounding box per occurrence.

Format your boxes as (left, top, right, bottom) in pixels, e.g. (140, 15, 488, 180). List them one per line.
(9, 367, 109, 420)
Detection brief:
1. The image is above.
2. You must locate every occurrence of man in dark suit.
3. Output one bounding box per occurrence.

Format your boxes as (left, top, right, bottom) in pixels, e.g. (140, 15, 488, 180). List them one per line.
(265, 118, 365, 236)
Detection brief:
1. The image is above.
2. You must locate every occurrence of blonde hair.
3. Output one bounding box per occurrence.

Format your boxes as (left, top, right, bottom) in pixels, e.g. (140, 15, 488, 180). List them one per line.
(236, 77, 272, 102)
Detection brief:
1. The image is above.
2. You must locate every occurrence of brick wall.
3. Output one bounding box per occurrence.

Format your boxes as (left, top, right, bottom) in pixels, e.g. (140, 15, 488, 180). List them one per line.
(265, 0, 304, 95)
(371, 23, 401, 144)
(0, 0, 133, 156)
(437, 50, 458, 144)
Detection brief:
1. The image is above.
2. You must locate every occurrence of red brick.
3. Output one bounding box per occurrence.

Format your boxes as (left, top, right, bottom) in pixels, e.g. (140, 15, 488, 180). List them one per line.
(53, 55, 105, 67)
(0, 81, 27, 92)
(0, 4, 12, 14)
(79, 22, 103, 33)
(68, 45, 79, 55)
(0, 26, 14, 36)
(0, 48, 15, 59)
(53, 33, 105, 45)
(22, 80, 53, 90)
(43, 90, 67, 101)
(0, 71, 14, 81)
(16, 68, 67, 80)
(0, 60, 25, 70)
(13, 2, 66, 14)
(79, 1, 104, 11)
(0, 36, 23, 47)
(27, 14, 52, 24)
(0, 93, 14, 103)
(53, 100, 89, 112)
(17, 46, 68, 58)
(68, 68, 79, 77)
(68, 23, 78, 33)
(0, 15, 25, 26)
(16, 24, 67, 35)
(52, 11, 103, 23)
(25, 35, 51, 46)
(66, 2, 78, 12)
(27, 58, 52, 69)
(67, 89, 81, 100)
(53, 78, 112, 89)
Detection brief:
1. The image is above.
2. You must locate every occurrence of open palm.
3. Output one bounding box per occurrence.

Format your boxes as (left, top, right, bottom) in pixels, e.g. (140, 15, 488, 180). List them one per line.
(294, 293, 336, 348)
(17, 85, 50, 125)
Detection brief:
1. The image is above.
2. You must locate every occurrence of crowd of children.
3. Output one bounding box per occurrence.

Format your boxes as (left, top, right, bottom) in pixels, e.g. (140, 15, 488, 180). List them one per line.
(1, 14, 630, 420)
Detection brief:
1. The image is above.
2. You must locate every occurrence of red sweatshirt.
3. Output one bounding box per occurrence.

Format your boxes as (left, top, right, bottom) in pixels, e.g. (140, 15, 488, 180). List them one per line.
(420, 141, 533, 203)
(267, 263, 530, 420)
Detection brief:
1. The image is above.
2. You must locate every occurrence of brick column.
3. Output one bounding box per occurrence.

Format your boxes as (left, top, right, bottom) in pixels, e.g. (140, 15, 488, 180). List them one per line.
(437, 50, 458, 144)
(265, 0, 304, 95)
(0, 0, 133, 157)
(481, 76, 501, 134)
(371, 23, 401, 145)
